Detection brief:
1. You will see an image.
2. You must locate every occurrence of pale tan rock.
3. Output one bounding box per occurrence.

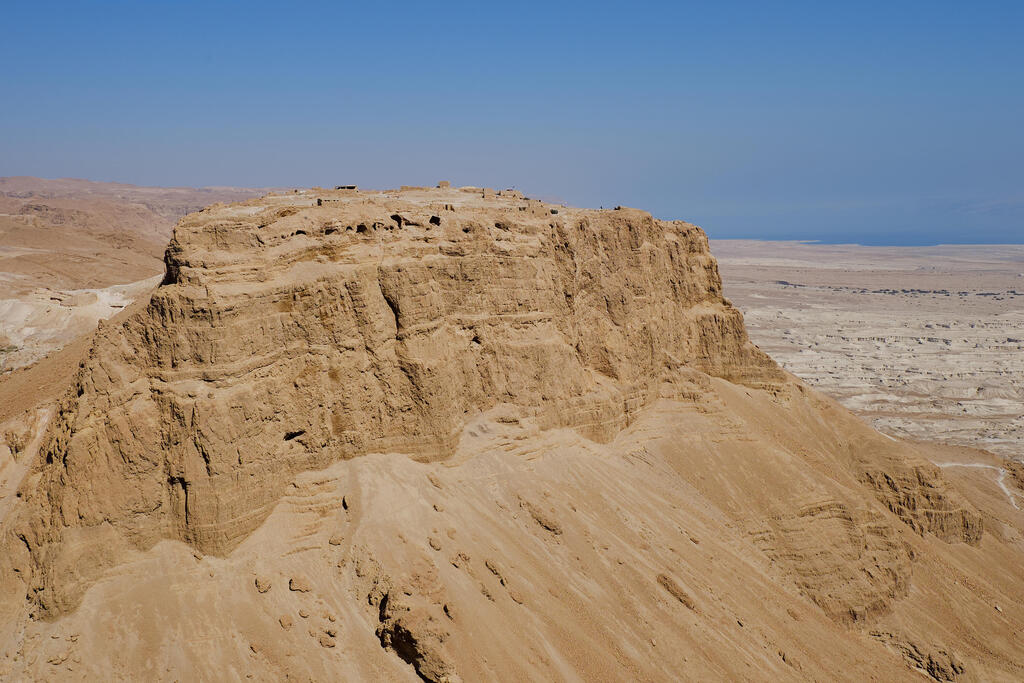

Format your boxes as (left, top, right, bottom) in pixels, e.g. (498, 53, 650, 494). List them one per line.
(0, 186, 1017, 683)
(289, 577, 311, 593)
(9, 189, 782, 616)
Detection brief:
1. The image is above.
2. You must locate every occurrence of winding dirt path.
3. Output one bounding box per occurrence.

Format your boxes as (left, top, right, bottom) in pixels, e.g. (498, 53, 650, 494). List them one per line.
(937, 461, 1021, 510)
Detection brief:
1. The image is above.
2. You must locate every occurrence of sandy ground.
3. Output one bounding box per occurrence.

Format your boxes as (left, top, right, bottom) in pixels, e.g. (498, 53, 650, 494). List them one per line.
(714, 240, 1024, 460)
(0, 275, 161, 371)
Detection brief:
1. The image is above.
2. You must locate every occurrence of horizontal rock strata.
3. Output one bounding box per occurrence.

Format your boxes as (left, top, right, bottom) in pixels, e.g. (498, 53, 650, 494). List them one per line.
(11, 189, 785, 616)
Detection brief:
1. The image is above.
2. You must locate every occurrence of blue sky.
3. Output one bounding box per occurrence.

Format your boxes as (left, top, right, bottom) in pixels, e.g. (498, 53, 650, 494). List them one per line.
(2, 1, 1022, 245)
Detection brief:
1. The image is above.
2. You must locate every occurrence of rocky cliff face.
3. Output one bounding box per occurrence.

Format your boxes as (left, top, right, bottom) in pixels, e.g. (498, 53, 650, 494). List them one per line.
(1, 187, 1013, 683)
(11, 188, 782, 616)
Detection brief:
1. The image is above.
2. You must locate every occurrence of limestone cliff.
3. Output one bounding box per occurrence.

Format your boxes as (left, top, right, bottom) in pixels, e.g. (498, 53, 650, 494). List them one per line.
(1, 187, 1014, 683)
(11, 188, 780, 615)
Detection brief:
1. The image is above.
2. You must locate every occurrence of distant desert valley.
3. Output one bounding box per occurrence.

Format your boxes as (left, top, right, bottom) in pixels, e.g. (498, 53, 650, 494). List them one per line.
(1, 178, 1022, 681)
(716, 241, 1024, 462)
(0, 177, 266, 372)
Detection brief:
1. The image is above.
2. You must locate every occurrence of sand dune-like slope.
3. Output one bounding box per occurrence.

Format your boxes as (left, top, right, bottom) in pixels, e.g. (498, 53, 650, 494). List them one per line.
(0, 187, 1021, 681)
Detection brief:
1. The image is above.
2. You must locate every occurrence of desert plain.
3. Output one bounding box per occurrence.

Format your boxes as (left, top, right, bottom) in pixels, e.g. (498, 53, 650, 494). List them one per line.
(716, 240, 1024, 511)
(715, 240, 1024, 459)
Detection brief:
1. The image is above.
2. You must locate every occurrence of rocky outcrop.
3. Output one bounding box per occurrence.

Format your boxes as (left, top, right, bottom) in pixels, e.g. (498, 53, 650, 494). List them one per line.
(0, 187, 987, 670)
(9, 189, 782, 617)
(870, 631, 966, 681)
(858, 458, 983, 544)
(0, 186, 1013, 681)
(747, 499, 913, 623)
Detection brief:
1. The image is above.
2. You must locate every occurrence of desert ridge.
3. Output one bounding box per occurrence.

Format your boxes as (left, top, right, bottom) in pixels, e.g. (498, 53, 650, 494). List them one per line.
(0, 185, 1020, 681)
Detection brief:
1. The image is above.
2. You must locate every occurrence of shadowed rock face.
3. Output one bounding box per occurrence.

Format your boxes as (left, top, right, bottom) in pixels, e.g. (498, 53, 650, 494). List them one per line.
(0, 188, 1003, 683)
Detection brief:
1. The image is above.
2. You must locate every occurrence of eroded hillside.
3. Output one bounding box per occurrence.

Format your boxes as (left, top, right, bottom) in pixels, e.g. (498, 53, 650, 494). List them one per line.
(0, 177, 267, 372)
(0, 186, 1021, 681)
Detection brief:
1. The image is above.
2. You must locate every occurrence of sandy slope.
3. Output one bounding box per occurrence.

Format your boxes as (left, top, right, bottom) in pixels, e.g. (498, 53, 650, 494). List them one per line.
(3, 383, 1021, 681)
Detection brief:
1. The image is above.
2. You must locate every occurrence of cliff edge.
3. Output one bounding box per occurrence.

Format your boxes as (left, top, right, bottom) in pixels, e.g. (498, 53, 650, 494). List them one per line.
(1, 186, 1018, 682)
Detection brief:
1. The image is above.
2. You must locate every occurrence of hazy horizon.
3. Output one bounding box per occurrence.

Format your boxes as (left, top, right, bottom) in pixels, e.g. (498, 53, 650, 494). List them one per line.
(2, 1, 1022, 246)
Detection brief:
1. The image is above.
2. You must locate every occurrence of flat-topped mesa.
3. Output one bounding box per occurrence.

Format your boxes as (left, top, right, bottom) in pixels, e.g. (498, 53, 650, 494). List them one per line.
(10, 186, 781, 615)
